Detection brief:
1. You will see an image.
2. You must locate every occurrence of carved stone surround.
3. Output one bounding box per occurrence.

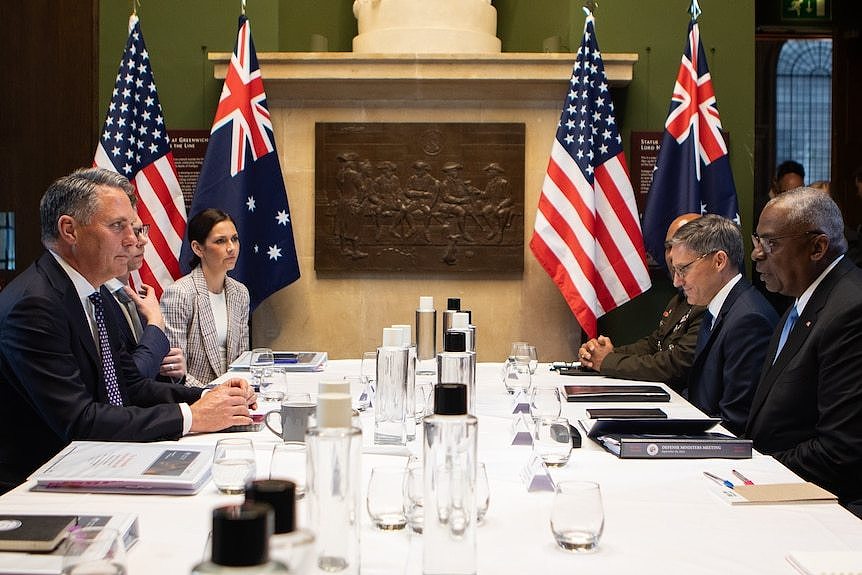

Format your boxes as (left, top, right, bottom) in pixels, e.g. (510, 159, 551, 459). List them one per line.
(208, 51, 638, 361)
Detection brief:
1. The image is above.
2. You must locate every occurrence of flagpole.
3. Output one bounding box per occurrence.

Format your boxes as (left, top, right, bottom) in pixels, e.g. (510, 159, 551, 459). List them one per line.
(241, 0, 246, 15)
(689, 0, 702, 21)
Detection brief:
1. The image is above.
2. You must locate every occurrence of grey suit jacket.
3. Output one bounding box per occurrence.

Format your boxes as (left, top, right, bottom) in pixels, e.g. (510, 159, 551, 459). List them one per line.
(747, 258, 862, 507)
(161, 266, 250, 387)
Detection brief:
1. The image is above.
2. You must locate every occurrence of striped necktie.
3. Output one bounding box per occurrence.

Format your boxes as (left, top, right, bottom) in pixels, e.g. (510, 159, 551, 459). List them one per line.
(89, 292, 124, 406)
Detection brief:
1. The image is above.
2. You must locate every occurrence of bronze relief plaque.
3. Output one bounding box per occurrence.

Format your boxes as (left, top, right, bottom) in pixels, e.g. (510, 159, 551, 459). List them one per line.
(314, 123, 525, 273)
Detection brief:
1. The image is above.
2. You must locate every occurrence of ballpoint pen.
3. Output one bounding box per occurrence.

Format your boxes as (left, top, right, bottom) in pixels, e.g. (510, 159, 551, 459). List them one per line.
(703, 471, 734, 489)
(732, 469, 754, 485)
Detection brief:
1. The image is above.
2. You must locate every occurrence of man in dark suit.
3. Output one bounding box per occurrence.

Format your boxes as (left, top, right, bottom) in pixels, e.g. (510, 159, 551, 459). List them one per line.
(669, 215, 778, 436)
(747, 187, 862, 517)
(103, 214, 187, 381)
(578, 213, 706, 391)
(0, 168, 256, 489)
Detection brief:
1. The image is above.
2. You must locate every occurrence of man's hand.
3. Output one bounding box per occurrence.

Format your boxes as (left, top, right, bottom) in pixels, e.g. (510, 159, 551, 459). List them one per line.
(578, 335, 615, 371)
(126, 284, 166, 330)
(159, 347, 187, 379)
(189, 378, 256, 432)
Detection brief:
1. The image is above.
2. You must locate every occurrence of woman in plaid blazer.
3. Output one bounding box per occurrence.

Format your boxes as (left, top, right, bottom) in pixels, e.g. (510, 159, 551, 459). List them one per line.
(161, 209, 250, 387)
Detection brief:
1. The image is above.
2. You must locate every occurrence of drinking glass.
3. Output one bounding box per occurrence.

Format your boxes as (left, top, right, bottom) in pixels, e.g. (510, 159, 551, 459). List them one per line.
(529, 385, 562, 421)
(414, 381, 434, 422)
(403, 462, 424, 534)
(513, 343, 539, 375)
(60, 527, 127, 575)
(212, 438, 256, 494)
(251, 348, 281, 402)
(366, 466, 407, 530)
(476, 462, 490, 524)
(533, 417, 572, 467)
(550, 481, 604, 552)
(509, 341, 529, 359)
(502, 357, 531, 396)
(269, 442, 307, 499)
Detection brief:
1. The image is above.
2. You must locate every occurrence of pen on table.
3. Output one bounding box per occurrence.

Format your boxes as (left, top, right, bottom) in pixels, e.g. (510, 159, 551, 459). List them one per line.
(732, 470, 754, 485)
(703, 471, 734, 489)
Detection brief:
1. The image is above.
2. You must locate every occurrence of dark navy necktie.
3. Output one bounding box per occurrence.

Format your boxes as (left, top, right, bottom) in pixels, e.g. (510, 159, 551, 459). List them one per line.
(89, 292, 124, 406)
(113, 287, 144, 342)
(695, 310, 713, 355)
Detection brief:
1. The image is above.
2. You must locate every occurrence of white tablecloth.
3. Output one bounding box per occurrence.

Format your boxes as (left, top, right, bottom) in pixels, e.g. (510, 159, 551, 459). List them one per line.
(2, 361, 860, 574)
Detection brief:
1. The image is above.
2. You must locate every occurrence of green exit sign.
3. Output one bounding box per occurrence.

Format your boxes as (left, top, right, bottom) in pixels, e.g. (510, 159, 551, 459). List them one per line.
(782, 0, 831, 20)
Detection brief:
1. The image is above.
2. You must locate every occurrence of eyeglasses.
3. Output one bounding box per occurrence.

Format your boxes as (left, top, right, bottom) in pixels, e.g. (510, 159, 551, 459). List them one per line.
(751, 230, 821, 255)
(671, 250, 716, 279)
(133, 224, 150, 238)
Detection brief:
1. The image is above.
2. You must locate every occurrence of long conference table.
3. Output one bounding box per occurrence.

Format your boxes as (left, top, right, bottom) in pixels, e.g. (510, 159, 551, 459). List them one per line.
(2, 360, 861, 574)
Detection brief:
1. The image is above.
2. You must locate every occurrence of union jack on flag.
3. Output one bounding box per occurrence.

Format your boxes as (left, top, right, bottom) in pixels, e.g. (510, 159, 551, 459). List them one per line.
(530, 11, 651, 339)
(182, 14, 300, 310)
(642, 17, 739, 268)
(94, 14, 187, 298)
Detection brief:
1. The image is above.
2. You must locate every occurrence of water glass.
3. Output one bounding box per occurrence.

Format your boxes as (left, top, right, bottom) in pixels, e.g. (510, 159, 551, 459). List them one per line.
(212, 438, 256, 494)
(533, 417, 572, 467)
(251, 348, 279, 402)
(403, 462, 424, 534)
(550, 481, 604, 552)
(502, 357, 531, 395)
(510, 341, 529, 358)
(359, 351, 377, 409)
(367, 466, 407, 530)
(60, 527, 127, 575)
(476, 462, 490, 524)
(415, 381, 434, 421)
(269, 442, 307, 499)
(513, 343, 539, 375)
(529, 385, 562, 420)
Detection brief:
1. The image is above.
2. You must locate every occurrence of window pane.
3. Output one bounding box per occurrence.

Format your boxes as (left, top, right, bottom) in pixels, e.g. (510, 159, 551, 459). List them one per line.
(0, 211, 14, 270)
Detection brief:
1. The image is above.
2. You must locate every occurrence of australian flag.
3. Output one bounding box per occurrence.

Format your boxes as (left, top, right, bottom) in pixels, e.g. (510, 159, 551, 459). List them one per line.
(641, 18, 739, 269)
(182, 15, 300, 310)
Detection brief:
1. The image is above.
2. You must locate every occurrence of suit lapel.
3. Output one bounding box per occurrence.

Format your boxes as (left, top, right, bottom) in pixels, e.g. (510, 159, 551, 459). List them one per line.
(692, 281, 745, 370)
(193, 267, 225, 377)
(224, 278, 241, 365)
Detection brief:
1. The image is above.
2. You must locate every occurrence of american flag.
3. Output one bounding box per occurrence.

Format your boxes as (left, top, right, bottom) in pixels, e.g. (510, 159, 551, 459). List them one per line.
(94, 14, 186, 298)
(182, 15, 299, 310)
(530, 11, 651, 339)
(641, 17, 739, 268)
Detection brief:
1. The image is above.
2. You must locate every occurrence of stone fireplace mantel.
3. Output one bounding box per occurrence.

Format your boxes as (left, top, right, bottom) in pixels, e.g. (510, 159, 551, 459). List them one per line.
(209, 51, 638, 104)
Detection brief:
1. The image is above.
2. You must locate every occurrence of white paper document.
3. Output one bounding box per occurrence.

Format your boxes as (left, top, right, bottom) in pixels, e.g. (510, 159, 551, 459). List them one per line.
(29, 441, 213, 494)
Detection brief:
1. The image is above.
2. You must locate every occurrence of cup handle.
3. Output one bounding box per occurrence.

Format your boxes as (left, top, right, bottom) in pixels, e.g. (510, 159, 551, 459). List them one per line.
(264, 410, 283, 437)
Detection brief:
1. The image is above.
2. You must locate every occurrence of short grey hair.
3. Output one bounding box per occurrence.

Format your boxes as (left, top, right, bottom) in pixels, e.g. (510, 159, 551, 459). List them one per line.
(40, 168, 136, 246)
(672, 214, 744, 273)
(767, 186, 848, 255)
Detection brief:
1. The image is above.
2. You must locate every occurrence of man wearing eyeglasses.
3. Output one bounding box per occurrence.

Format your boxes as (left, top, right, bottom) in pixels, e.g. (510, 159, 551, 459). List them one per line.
(578, 213, 706, 391)
(103, 216, 187, 382)
(669, 215, 778, 436)
(746, 187, 862, 518)
(0, 168, 256, 491)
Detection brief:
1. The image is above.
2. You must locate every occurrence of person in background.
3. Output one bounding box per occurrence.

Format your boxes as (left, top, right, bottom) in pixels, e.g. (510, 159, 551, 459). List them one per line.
(669, 215, 778, 435)
(103, 214, 187, 382)
(0, 168, 255, 490)
(161, 208, 250, 388)
(771, 160, 805, 198)
(578, 213, 705, 391)
(747, 187, 862, 518)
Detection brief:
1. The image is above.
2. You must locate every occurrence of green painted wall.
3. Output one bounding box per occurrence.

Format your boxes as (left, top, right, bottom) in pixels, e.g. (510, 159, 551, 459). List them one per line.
(98, 0, 755, 344)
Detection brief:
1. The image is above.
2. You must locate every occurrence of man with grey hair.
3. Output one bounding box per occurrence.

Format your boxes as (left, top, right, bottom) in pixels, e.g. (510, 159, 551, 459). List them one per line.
(669, 214, 778, 435)
(0, 168, 256, 490)
(747, 187, 862, 517)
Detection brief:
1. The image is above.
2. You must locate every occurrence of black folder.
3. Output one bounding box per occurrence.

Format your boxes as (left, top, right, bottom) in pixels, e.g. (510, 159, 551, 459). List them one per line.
(584, 417, 721, 439)
(563, 384, 671, 403)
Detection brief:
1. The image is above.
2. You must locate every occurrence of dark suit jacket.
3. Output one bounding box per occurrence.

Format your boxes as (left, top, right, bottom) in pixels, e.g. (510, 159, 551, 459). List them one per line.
(103, 285, 170, 380)
(601, 293, 705, 392)
(747, 258, 862, 507)
(0, 253, 203, 486)
(687, 278, 778, 436)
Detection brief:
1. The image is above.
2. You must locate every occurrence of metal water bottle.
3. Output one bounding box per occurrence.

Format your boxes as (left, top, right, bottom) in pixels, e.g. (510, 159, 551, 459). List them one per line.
(416, 296, 437, 375)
